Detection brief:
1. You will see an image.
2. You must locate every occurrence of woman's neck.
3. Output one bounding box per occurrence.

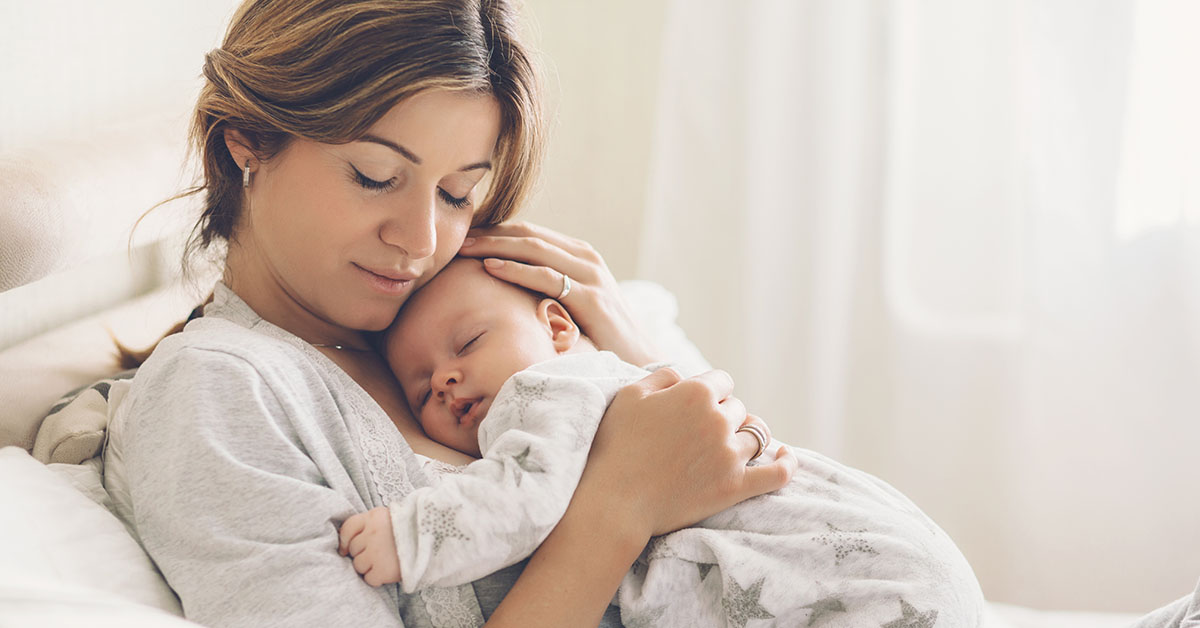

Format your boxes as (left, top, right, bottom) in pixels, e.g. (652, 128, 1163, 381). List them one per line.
(223, 250, 368, 350)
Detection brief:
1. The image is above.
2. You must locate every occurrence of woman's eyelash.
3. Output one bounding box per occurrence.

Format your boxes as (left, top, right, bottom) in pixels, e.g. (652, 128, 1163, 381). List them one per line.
(351, 166, 396, 192)
(351, 164, 470, 208)
(439, 188, 471, 209)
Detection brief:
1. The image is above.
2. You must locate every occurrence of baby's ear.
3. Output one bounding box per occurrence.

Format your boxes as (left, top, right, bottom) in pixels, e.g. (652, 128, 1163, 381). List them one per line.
(537, 299, 579, 353)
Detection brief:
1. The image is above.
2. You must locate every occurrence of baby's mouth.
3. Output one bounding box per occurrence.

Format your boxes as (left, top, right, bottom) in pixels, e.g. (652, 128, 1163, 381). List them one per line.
(451, 397, 484, 426)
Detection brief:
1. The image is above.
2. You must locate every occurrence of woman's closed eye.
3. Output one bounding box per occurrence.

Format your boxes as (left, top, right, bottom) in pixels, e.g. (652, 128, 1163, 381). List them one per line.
(350, 164, 471, 209)
(350, 165, 397, 192)
(438, 188, 471, 209)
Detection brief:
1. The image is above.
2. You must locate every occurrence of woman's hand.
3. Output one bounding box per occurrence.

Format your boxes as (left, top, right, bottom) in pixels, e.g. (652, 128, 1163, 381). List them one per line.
(458, 221, 661, 367)
(485, 367, 795, 627)
(580, 367, 798, 540)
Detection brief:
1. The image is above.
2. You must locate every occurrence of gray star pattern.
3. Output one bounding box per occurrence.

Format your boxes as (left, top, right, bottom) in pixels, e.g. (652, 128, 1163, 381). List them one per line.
(881, 599, 938, 628)
(421, 502, 469, 555)
(697, 562, 716, 581)
(506, 445, 545, 486)
(644, 536, 675, 560)
(631, 558, 649, 580)
(815, 522, 879, 564)
(801, 596, 846, 626)
(505, 377, 550, 424)
(625, 604, 667, 628)
(722, 576, 774, 628)
(570, 395, 598, 450)
(511, 446, 544, 470)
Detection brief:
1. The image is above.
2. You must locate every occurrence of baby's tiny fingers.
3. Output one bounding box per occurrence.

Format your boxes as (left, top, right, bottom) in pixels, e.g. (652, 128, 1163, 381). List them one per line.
(352, 551, 372, 575)
(348, 532, 368, 558)
(363, 567, 383, 588)
(338, 514, 365, 555)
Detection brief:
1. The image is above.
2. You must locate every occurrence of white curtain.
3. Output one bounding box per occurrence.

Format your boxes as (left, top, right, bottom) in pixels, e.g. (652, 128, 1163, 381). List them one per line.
(640, 0, 1200, 612)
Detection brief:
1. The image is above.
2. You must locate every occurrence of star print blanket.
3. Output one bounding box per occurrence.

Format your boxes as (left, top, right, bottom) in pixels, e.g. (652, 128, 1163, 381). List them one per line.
(387, 351, 985, 627)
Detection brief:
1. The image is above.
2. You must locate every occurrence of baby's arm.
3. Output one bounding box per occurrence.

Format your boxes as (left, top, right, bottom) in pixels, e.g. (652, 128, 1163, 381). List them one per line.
(342, 368, 611, 593)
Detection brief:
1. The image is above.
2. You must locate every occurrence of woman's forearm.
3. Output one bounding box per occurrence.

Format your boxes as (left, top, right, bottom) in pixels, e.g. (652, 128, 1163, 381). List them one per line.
(485, 487, 648, 627)
(485, 365, 798, 626)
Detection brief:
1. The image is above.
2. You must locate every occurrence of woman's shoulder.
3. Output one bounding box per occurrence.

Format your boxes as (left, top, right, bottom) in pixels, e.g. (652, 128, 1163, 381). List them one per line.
(146, 312, 324, 380)
(123, 316, 335, 427)
(147, 281, 312, 369)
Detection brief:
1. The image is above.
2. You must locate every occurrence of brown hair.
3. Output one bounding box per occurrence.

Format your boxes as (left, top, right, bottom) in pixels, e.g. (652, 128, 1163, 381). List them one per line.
(117, 0, 545, 369)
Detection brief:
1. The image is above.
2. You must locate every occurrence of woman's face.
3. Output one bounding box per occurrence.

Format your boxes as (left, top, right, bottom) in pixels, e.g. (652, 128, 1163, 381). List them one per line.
(229, 90, 502, 334)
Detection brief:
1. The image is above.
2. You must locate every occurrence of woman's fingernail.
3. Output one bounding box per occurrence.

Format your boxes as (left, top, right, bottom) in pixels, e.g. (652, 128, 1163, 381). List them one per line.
(461, 237, 476, 247)
(484, 258, 503, 269)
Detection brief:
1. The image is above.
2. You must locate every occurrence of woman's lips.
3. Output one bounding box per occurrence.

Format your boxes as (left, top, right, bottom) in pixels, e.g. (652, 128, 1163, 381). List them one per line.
(353, 263, 417, 295)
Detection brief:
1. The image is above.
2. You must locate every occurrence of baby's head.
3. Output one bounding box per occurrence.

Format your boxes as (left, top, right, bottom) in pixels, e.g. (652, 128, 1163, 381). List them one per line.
(384, 257, 593, 456)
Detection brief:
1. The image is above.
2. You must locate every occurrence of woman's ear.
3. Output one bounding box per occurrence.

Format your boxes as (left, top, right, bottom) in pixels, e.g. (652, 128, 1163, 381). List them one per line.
(223, 128, 258, 174)
(537, 298, 579, 354)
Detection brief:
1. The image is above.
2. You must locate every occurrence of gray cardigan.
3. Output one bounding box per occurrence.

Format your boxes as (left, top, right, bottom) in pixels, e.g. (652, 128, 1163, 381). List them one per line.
(104, 283, 622, 627)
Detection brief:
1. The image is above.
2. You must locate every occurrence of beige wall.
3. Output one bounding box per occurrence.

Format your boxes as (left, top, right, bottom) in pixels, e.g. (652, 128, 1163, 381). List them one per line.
(0, 0, 665, 280)
(0, 1, 237, 153)
(518, 0, 668, 280)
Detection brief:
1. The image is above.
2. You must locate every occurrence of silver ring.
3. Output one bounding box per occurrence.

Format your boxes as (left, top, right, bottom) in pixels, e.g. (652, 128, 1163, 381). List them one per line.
(556, 273, 572, 300)
(736, 424, 769, 462)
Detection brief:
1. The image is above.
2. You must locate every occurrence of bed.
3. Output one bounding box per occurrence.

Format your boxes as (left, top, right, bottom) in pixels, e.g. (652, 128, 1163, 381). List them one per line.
(0, 115, 1150, 628)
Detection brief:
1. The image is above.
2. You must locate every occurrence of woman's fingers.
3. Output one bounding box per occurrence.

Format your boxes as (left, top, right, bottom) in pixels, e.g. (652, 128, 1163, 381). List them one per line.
(682, 369, 735, 403)
(467, 220, 598, 260)
(717, 396, 748, 434)
(461, 220, 662, 366)
(474, 258, 578, 301)
(635, 366, 685, 394)
(734, 414, 772, 462)
(461, 234, 590, 277)
(739, 445, 797, 499)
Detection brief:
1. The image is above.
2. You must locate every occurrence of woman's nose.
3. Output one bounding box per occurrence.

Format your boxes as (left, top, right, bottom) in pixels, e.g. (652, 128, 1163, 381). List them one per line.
(379, 188, 437, 259)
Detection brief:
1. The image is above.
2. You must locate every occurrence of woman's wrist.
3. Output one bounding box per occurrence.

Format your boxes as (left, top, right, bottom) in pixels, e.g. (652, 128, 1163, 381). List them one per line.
(486, 480, 649, 627)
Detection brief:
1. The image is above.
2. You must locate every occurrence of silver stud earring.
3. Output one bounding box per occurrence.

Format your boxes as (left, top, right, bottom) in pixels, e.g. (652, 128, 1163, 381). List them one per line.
(242, 161, 251, 188)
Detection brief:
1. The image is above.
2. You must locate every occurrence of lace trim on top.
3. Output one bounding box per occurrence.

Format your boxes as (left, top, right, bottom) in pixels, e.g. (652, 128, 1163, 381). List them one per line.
(325, 359, 484, 628)
(414, 453, 468, 481)
(206, 283, 485, 628)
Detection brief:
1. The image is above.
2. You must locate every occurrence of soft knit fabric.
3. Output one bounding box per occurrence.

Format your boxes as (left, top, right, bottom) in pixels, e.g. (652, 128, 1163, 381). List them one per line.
(103, 283, 624, 627)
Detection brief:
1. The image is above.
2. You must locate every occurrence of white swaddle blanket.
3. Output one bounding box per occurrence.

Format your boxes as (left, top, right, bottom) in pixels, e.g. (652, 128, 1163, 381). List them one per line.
(388, 351, 985, 627)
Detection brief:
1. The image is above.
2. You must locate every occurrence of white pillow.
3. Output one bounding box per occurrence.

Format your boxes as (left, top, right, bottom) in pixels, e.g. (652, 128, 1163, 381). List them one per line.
(0, 282, 198, 453)
(0, 574, 198, 628)
(0, 447, 183, 618)
(618, 279, 713, 377)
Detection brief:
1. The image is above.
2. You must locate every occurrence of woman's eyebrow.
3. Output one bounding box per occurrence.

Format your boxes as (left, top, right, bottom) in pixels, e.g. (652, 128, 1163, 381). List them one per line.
(357, 134, 492, 172)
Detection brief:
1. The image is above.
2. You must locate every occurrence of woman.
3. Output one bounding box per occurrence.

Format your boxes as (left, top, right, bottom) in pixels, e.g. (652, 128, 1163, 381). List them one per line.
(102, 0, 795, 626)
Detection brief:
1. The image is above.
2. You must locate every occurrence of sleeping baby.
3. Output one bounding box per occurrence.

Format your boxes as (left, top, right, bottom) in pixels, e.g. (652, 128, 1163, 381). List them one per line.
(339, 257, 985, 627)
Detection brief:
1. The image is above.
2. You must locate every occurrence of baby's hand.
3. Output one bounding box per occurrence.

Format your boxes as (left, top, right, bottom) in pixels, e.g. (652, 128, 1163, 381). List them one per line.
(338, 507, 401, 587)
